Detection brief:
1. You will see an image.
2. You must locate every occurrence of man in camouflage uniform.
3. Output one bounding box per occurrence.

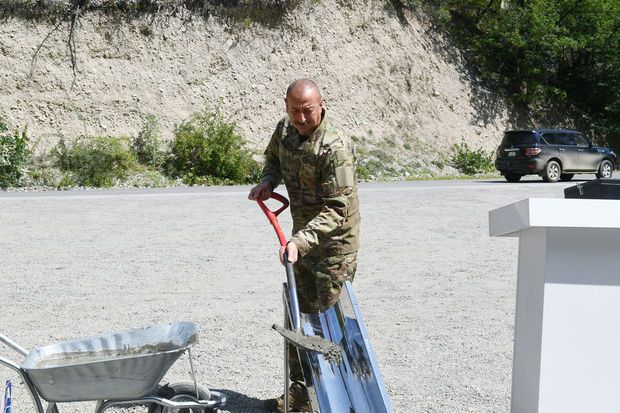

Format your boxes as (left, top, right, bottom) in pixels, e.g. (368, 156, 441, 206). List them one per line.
(248, 79, 360, 412)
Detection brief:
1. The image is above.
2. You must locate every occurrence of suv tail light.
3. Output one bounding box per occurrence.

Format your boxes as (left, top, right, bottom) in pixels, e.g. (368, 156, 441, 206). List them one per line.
(524, 147, 542, 156)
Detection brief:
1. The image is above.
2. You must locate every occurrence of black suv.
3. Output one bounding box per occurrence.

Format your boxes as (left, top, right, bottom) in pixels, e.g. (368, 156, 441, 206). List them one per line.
(495, 129, 618, 182)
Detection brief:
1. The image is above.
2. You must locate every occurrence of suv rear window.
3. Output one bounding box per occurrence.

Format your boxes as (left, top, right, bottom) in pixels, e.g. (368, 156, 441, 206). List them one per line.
(502, 131, 537, 146)
(542, 132, 576, 145)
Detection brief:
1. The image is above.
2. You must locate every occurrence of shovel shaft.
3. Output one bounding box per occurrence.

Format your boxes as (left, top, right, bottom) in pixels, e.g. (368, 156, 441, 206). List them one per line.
(284, 257, 301, 331)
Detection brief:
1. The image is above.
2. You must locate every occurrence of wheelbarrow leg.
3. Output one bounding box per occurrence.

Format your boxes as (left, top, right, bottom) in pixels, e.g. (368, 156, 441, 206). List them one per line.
(0, 356, 48, 413)
(45, 402, 59, 413)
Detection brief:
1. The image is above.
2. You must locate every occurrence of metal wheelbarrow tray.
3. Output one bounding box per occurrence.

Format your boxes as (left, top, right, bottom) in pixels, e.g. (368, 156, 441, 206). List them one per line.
(20, 322, 198, 402)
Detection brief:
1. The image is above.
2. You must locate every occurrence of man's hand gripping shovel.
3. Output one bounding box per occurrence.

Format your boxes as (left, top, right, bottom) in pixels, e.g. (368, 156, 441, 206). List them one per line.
(256, 193, 342, 362)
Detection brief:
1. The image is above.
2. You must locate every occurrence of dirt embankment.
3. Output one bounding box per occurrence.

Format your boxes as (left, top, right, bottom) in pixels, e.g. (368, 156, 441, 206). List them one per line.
(0, 1, 509, 170)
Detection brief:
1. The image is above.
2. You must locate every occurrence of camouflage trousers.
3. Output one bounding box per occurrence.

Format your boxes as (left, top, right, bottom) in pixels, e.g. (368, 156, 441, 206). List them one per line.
(288, 251, 357, 383)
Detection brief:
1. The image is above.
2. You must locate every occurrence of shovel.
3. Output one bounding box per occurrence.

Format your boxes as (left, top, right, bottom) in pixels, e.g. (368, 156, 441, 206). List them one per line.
(257, 193, 342, 412)
(257, 193, 394, 413)
(256, 193, 342, 362)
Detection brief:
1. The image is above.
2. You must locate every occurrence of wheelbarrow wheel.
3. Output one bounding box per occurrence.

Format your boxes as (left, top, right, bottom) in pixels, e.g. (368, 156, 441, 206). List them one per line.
(147, 382, 215, 413)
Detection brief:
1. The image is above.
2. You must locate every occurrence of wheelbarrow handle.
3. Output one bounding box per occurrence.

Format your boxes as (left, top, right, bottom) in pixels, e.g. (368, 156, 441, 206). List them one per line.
(0, 333, 28, 356)
(256, 193, 290, 247)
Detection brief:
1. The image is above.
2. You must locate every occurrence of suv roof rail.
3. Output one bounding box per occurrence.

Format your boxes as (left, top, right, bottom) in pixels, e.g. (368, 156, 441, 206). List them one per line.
(505, 129, 580, 134)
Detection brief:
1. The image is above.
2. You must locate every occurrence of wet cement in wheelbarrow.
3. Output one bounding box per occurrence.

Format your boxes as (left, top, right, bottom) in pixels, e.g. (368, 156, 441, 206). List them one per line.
(31, 342, 180, 368)
(272, 324, 342, 364)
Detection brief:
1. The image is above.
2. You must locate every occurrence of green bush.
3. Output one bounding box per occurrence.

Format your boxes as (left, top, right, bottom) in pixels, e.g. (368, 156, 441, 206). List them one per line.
(169, 109, 261, 185)
(0, 120, 29, 188)
(451, 142, 494, 175)
(53, 136, 140, 187)
(133, 115, 165, 169)
(25, 165, 72, 189)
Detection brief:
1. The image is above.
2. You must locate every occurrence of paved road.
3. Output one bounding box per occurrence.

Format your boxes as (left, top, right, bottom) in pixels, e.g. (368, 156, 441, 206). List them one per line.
(0, 176, 613, 412)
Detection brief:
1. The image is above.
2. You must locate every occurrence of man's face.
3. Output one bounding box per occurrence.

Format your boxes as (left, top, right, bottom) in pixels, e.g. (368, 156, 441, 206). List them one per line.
(285, 88, 323, 137)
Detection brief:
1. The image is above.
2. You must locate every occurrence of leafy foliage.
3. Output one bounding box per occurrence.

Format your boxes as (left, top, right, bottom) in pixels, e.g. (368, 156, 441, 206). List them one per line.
(0, 0, 301, 26)
(0, 111, 262, 189)
(422, 0, 620, 148)
(54, 136, 140, 187)
(0, 120, 29, 188)
(451, 142, 494, 175)
(133, 115, 166, 169)
(169, 109, 261, 185)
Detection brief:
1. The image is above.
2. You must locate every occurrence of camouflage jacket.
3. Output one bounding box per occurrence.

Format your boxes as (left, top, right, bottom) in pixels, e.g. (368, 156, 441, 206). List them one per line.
(261, 113, 360, 257)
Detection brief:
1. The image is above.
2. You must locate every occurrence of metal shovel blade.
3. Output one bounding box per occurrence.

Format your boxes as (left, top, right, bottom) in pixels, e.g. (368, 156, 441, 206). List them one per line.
(272, 324, 342, 364)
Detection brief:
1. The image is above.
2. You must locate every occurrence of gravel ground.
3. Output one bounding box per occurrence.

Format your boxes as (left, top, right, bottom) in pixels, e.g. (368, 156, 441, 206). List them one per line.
(0, 177, 595, 412)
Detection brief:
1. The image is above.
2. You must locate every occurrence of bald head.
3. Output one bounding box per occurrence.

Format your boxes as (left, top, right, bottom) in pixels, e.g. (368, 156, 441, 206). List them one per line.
(285, 79, 324, 137)
(286, 79, 322, 100)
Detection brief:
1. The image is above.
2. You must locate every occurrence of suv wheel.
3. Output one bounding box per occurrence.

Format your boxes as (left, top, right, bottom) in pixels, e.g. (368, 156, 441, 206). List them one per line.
(543, 160, 561, 183)
(560, 173, 574, 181)
(596, 160, 613, 179)
(504, 173, 522, 183)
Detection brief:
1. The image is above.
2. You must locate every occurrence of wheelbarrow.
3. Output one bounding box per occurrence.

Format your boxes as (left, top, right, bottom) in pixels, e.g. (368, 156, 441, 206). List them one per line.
(0, 322, 226, 412)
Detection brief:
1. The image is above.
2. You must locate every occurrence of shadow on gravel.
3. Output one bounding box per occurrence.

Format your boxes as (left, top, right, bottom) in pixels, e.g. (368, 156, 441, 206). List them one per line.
(215, 389, 269, 412)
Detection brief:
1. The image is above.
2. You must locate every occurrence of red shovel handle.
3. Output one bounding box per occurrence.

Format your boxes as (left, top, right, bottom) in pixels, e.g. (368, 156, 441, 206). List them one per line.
(257, 193, 302, 332)
(256, 193, 289, 247)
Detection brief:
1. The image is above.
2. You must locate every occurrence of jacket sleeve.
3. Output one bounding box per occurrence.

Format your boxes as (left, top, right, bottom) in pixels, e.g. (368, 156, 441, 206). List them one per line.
(260, 120, 284, 189)
(289, 136, 357, 256)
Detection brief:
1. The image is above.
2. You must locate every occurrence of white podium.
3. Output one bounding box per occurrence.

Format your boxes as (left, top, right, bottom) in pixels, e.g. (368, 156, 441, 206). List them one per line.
(489, 198, 620, 413)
